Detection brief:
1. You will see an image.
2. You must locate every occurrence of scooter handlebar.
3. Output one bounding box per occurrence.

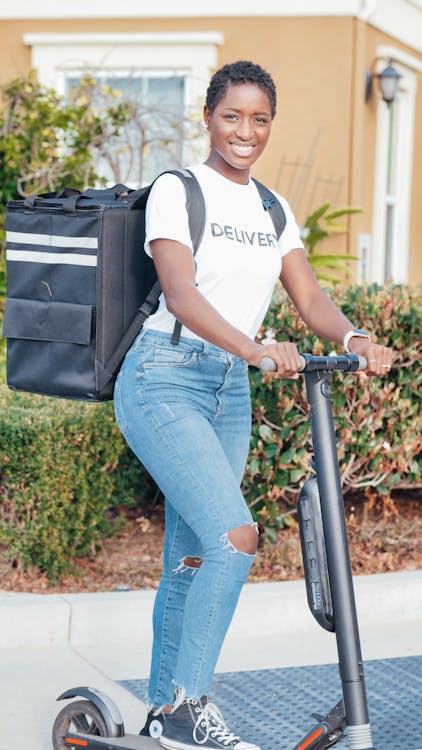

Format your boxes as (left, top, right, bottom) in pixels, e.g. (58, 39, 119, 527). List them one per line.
(259, 353, 367, 373)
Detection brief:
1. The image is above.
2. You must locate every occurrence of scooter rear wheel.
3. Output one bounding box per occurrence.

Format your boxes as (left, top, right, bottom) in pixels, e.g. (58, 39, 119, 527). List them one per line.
(52, 698, 108, 749)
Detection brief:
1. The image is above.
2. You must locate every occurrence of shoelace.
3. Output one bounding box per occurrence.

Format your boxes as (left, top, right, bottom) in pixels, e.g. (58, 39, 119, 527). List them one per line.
(193, 702, 241, 746)
(146, 703, 166, 717)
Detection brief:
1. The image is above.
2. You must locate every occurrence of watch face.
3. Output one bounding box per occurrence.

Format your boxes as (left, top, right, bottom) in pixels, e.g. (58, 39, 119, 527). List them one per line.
(354, 329, 369, 336)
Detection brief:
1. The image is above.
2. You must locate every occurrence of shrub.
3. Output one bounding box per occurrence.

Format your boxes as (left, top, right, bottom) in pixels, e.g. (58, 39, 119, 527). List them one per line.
(0, 389, 151, 580)
(0, 70, 129, 205)
(0, 284, 420, 580)
(244, 283, 421, 534)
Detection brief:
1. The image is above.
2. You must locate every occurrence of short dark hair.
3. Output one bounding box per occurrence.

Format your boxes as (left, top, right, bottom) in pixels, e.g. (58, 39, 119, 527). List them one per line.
(205, 60, 277, 118)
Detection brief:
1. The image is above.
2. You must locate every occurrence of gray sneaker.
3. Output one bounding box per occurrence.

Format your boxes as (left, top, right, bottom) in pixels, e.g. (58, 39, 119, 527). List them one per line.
(159, 697, 260, 750)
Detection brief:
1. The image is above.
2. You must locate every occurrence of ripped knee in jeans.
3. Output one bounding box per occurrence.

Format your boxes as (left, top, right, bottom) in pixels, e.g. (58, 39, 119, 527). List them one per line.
(221, 522, 259, 555)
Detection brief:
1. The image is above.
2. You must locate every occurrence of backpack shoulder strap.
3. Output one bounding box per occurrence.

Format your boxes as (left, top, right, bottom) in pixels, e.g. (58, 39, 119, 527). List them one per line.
(99, 169, 207, 386)
(165, 169, 206, 344)
(168, 168, 206, 254)
(131, 169, 206, 253)
(252, 178, 286, 240)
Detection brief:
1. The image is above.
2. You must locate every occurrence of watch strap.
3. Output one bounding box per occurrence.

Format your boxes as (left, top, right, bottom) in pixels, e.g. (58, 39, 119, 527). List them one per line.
(343, 329, 370, 353)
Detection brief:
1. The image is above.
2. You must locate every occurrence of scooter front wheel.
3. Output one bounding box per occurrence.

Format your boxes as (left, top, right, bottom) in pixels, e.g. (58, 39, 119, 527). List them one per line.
(52, 698, 108, 750)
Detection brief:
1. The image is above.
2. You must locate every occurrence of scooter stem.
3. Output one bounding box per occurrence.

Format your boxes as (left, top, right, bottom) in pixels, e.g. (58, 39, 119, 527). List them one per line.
(305, 369, 375, 750)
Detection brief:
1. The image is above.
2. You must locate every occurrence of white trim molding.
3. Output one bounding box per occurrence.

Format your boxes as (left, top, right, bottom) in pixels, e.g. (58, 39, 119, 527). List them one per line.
(370, 46, 417, 283)
(3, 1, 422, 53)
(0, 1, 366, 19)
(24, 31, 223, 101)
(363, 1, 422, 54)
(23, 32, 224, 48)
(375, 45, 422, 72)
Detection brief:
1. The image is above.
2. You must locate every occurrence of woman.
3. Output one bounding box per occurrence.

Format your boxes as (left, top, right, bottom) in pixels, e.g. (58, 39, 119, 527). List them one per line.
(114, 60, 391, 750)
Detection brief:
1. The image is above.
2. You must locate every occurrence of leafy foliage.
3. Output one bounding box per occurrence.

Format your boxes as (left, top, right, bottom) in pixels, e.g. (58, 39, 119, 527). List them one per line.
(302, 202, 361, 284)
(245, 283, 421, 537)
(0, 70, 129, 204)
(0, 285, 419, 580)
(0, 390, 150, 581)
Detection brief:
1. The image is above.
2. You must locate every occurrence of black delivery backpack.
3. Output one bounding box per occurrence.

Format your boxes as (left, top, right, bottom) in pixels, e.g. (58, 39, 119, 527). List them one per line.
(2, 170, 207, 401)
(3, 172, 285, 402)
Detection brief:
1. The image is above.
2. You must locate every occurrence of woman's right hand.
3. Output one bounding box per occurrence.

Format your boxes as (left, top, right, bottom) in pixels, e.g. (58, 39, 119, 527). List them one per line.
(247, 341, 302, 379)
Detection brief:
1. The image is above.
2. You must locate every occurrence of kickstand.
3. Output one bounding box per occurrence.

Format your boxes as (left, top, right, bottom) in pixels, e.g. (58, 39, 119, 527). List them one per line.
(291, 699, 346, 750)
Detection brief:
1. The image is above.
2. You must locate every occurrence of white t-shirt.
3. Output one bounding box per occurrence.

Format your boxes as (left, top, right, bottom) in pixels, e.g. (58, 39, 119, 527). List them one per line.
(144, 163, 303, 341)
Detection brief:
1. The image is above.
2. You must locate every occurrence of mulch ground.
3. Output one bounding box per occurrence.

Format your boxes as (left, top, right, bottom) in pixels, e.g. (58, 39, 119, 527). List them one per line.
(0, 491, 420, 594)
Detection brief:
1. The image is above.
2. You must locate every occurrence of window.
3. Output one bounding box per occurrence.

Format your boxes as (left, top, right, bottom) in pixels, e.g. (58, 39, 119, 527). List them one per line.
(24, 32, 223, 186)
(65, 71, 187, 186)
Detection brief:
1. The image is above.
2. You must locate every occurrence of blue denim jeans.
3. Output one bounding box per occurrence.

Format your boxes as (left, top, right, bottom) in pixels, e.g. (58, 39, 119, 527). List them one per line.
(114, 329, 256, 706)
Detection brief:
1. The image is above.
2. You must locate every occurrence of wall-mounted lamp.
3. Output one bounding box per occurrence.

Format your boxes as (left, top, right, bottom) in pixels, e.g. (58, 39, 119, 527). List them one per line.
(365, 61, 402, 105)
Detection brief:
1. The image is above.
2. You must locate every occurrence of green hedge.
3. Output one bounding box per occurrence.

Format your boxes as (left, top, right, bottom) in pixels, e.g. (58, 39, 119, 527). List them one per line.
(0, 390, 151, 580)
(0, 283, 420, 579)
(245, 283, 421, 534)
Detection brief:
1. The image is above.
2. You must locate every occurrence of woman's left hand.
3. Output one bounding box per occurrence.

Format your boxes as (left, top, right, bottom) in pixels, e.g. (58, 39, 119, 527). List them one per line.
(348, 338, 393, 376)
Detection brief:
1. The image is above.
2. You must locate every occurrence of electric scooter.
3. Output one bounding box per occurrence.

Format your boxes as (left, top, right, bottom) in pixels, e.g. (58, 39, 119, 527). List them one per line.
(52, 353, 377, 750)
(285, 353, 376, 750)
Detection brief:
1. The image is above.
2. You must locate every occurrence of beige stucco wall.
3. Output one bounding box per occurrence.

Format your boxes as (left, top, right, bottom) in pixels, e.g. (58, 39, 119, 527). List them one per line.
(0, 14, 421, 281)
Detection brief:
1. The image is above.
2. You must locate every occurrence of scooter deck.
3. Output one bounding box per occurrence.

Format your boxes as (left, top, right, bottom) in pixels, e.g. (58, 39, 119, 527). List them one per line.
(65, 733, 159, 749)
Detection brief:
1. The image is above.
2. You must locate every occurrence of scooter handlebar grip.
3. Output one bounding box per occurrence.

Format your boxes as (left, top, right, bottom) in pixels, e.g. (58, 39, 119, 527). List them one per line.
(259, 356, 277, 371)
(298, 354, 307, 371)
(259, 354, 307, 372)
(357, 355, 367, 370)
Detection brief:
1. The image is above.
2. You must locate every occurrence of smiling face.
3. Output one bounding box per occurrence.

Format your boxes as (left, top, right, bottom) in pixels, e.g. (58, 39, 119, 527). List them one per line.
(204, 83, 273, 184)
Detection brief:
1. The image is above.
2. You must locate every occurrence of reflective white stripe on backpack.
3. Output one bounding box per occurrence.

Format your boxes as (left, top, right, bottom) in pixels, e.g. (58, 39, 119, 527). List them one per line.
(6, 249, 98, 266)
(6, 231, 98, 249)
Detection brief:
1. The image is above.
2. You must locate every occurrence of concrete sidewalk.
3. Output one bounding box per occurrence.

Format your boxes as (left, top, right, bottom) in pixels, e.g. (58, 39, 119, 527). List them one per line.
(0, 571, 421, 750)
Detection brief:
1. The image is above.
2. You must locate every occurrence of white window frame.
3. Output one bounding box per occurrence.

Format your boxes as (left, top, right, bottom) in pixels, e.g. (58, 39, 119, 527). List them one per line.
(370, 46, 420, 284)
(23, 32, 222, 184)
(23, 31, 222, 105)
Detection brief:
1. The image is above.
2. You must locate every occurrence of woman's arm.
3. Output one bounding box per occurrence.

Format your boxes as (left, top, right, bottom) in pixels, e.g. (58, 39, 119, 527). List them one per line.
(150, 238, 282, 368)
(151, 239, 391, 378)
(279, 248, 392, 374)
(280, 248, 357, 343)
